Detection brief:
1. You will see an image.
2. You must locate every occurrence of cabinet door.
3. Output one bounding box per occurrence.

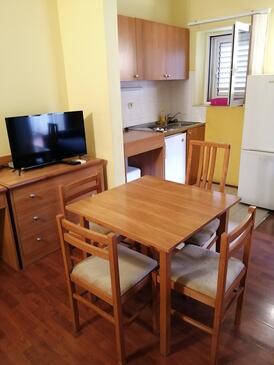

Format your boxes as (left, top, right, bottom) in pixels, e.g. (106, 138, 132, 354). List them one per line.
(167, 26, 189, 80)
(142, 20, 167, 80)
(118, 15, 140, 81)
(186, 125, 205, 185)
(165, 133, 186, 183)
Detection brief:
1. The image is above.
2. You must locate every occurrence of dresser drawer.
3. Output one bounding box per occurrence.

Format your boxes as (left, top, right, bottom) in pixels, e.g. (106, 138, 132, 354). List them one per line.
(12, 180, 58, 214)
(20, 218, 59, 265)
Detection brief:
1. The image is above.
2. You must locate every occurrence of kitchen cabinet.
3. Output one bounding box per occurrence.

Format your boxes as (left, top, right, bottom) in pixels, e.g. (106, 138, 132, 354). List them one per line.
(117, 15, 143, 81)
(167, 26, 189, 80)
(186, 124, 205, 185)
(142, 20, 189, 80)
(124, 131, 164, 178)
(118, 16, 189, 81)
(142, 20, 167, 80)
(165, 133, 186, 183)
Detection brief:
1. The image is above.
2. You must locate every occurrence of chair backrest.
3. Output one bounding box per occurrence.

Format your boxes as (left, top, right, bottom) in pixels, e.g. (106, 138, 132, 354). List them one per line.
(56, 214, 121, 303)
(59, 173, 102, 222)
(186, 140, 230, 193)
(217, 206, 256, 302)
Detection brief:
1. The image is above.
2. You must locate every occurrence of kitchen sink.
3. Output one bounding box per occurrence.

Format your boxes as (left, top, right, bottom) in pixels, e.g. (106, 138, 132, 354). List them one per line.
(165, 121, 201, 130)
(128, 121, 202, 133)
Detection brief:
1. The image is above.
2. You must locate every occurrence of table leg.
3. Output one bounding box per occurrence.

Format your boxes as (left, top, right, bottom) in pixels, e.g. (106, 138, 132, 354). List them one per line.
(216, 210, 229, 252)
(159, 251, 171, 356)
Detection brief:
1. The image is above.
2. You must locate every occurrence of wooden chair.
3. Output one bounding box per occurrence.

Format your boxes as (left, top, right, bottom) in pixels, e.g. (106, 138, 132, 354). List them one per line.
(165, 206, 256, 365)
(186, 140, 230, 193)
(185, 141, 231, 248)
(57, 215, 158, 365)
(59, 173, 111, 235)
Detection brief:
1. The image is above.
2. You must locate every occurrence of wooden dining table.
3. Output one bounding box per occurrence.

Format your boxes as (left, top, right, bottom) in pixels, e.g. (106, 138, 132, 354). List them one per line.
(66, 175, 240, 356)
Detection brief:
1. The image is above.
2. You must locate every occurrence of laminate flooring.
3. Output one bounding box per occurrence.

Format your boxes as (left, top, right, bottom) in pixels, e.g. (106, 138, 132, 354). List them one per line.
(0, 215, 274, 364)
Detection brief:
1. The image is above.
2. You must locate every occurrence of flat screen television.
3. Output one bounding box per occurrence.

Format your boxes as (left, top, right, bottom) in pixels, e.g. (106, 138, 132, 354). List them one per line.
(5, 111, 87, 170)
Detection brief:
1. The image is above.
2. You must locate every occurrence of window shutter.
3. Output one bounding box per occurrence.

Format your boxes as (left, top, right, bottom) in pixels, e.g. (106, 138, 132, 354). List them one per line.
(217, 41, 232, 97)
(229, 22, 251, 106)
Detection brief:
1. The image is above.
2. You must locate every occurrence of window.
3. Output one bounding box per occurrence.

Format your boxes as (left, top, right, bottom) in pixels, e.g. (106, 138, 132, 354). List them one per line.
(208, 34, 232, 100)
(206, 22, 250, 106)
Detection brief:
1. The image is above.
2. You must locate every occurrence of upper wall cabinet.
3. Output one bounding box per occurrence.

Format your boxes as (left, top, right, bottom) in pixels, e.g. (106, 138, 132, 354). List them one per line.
(118, 15, 143, 81)
(166, 25, 189, 80)
(118, 16, 189, 81)
(142, 21, 189, 81)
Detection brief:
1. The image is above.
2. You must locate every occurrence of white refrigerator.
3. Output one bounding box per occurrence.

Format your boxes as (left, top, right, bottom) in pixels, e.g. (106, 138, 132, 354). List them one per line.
(238, 75, 274, 210)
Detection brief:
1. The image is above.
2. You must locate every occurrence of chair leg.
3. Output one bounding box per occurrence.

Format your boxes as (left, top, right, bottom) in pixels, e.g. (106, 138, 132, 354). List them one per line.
(234, 289, 245, 328)
(113, 303, 126, 365)
(210, 309, 222, 365)
(69, 283, 80, 333)
(151, 271, 159, 335)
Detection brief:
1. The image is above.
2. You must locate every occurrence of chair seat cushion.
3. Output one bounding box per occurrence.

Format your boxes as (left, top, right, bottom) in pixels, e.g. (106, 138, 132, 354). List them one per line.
(171, 244, 245, 298)
(186, 218, 220, 246)
(89, 221, 111, 235)
(71, 245, 158, 297)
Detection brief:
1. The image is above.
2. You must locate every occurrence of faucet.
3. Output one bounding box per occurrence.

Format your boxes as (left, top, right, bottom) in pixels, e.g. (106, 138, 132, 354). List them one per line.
(166, 112, 182, 124)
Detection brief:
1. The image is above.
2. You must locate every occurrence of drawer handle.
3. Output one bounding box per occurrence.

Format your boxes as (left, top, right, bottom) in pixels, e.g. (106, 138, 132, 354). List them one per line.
(36, 237, 42, 242)
(29, 193, 36, 199)
(33, 216, 39, 221)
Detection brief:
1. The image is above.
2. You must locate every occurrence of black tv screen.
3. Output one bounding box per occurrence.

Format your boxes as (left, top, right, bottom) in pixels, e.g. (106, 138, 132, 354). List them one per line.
(5, 111, 87, 170)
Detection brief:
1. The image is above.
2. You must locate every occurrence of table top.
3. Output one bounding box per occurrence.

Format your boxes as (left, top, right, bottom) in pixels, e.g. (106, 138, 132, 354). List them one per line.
(66, 176, 240, 253)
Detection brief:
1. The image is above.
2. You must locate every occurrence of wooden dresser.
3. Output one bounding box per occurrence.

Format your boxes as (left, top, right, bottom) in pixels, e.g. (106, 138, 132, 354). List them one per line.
(0, 185, 19, 270)
(0, 158, 105, 269)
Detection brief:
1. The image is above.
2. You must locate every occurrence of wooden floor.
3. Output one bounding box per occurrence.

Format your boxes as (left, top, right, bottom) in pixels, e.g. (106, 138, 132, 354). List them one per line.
(1, 215, 274, 365)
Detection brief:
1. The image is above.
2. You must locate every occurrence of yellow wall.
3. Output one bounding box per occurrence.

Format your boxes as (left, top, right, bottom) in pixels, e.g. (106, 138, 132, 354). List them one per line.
(57, 0, 125, 187)
(205, 107, 244, 186)
(117, 0, 173, 24)
(0, 0, 67, 156)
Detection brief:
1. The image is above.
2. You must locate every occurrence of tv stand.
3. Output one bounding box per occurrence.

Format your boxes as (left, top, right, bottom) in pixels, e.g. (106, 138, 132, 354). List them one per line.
(0, 157, 106, 269)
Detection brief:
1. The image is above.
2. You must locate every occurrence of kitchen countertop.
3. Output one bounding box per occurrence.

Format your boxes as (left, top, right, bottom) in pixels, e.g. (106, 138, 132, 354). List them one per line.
(163, 121, 205, 136)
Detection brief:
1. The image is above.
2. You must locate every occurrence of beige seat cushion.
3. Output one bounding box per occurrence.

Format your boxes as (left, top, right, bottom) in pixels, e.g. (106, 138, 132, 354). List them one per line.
(186, 218, 220, 246)
(71, 245, 158, 296)
(89, 221, 111, 235)
(171, 244, 245, 298)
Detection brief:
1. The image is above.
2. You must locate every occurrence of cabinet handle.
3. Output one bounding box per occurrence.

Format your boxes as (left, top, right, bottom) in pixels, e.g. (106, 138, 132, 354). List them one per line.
(29, 193, 36, 198)
(167, 74, 171, 78)
(36, 237, 42, 242)
(163, 74, 168, 78)
(181, 138, 185, 142)
(33, 216, 39, 221)
(134, 74, 139, 79)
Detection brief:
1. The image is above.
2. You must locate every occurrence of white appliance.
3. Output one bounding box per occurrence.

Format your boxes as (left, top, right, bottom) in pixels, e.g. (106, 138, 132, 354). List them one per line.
(126, 165, 141, 182)
(238, 75, 274, 209)
(165, 133, 186, 183)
